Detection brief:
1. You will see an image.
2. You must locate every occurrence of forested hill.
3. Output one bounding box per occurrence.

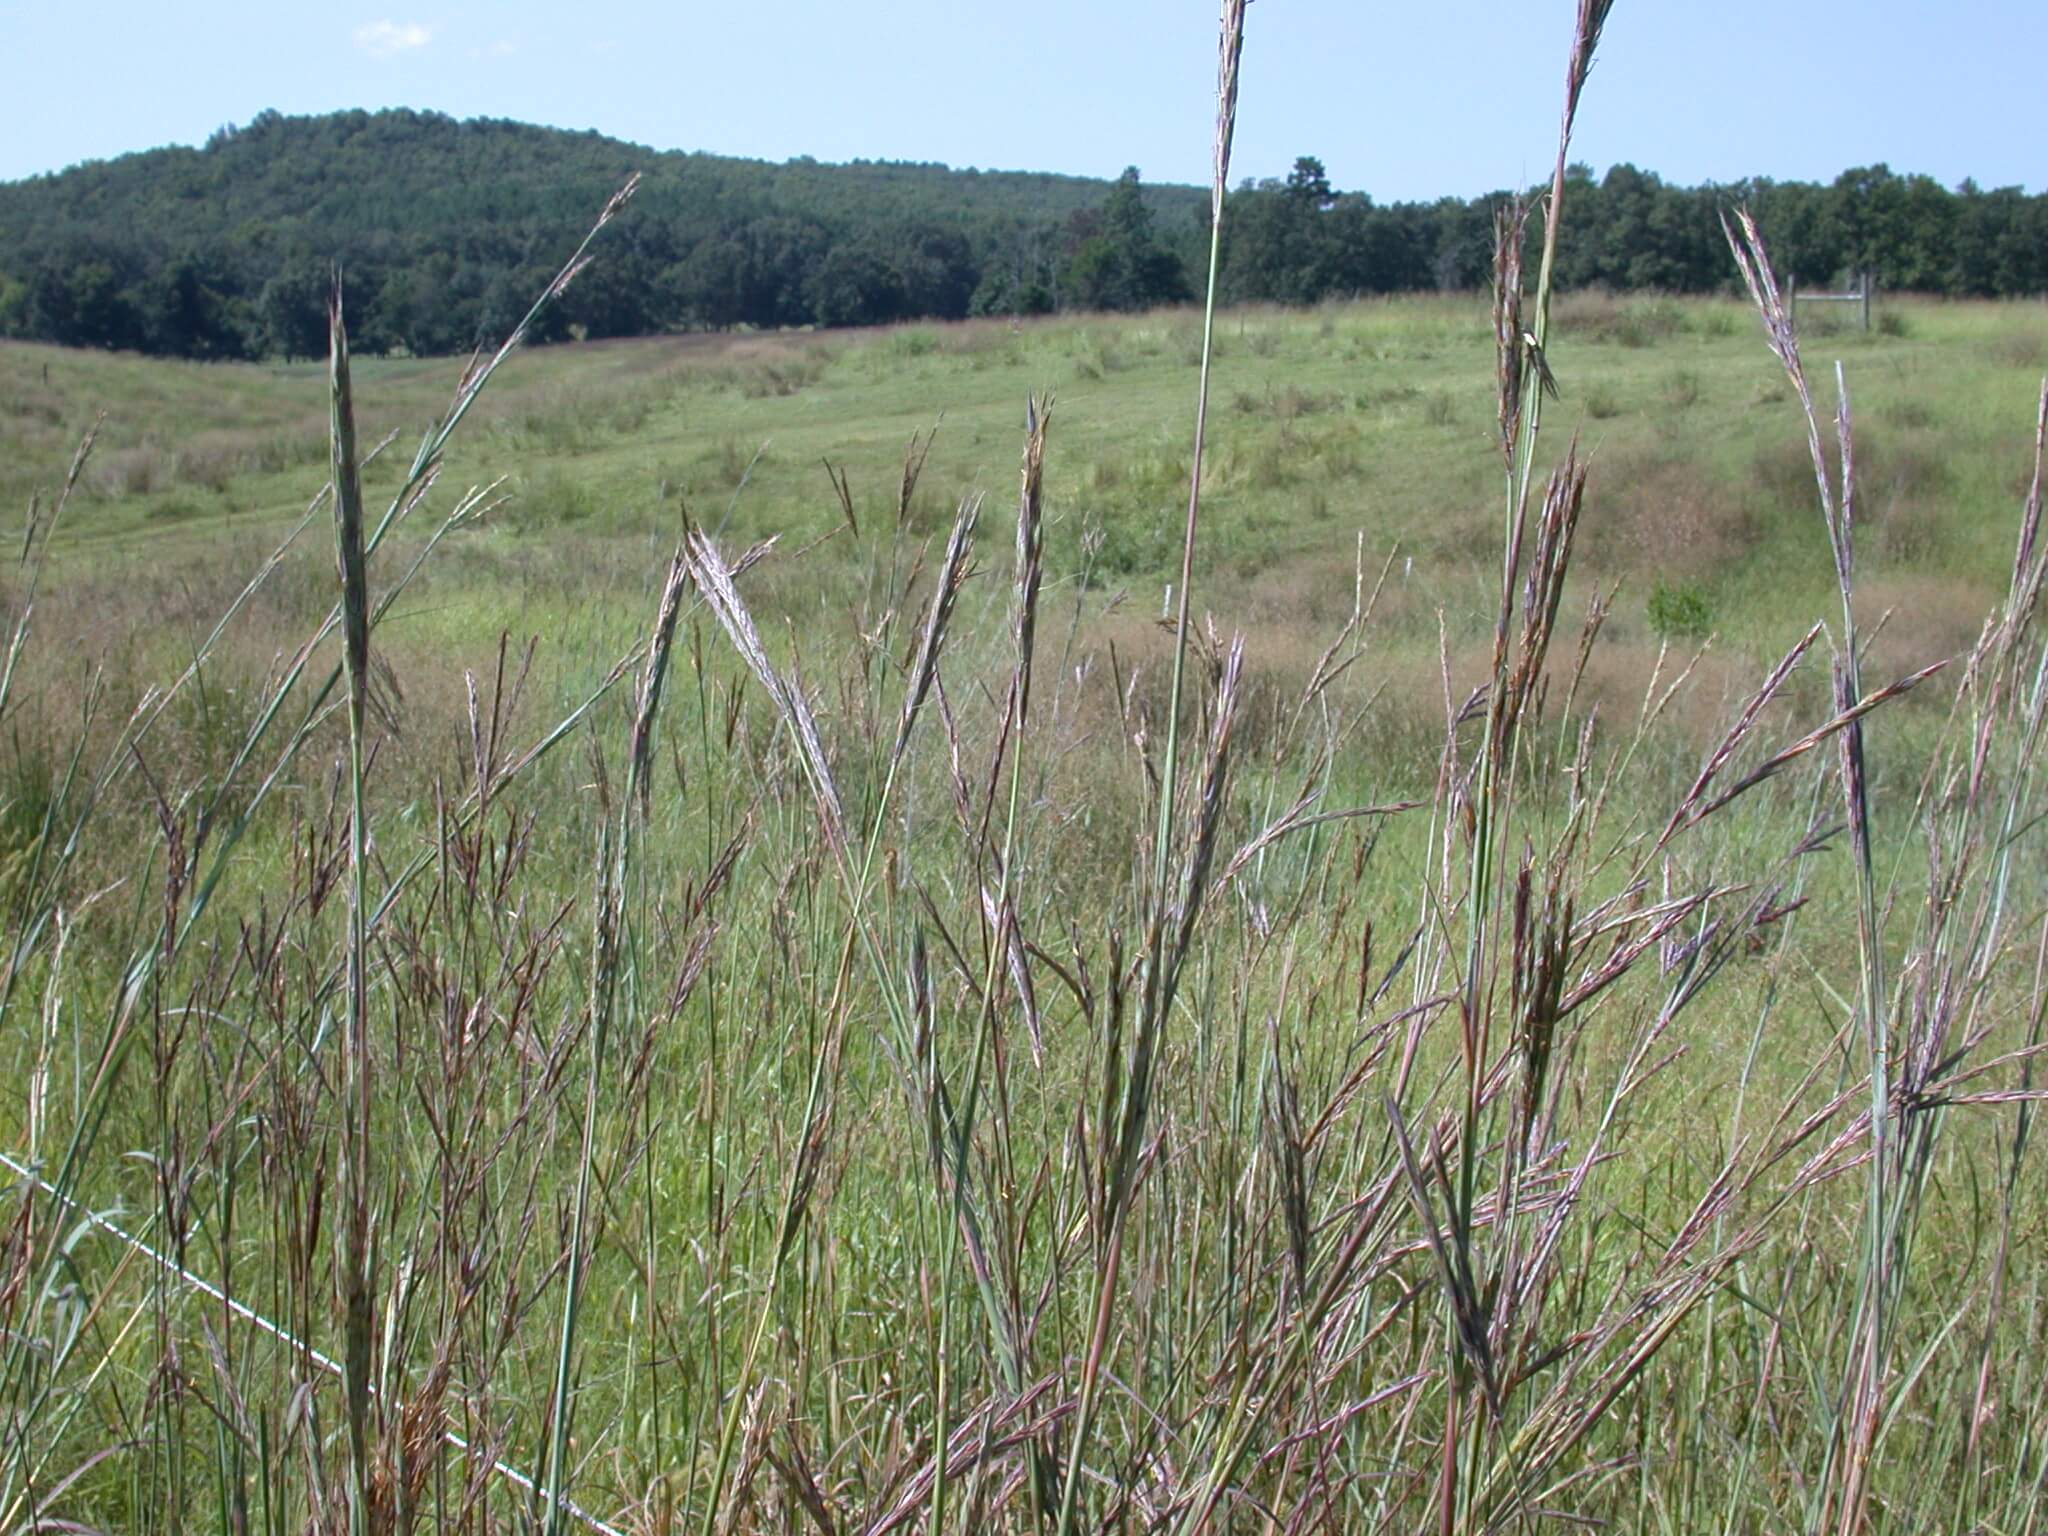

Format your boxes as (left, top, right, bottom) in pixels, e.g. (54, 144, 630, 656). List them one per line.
(1, 107, 2044, 360)
(0, 109, 1211, 358)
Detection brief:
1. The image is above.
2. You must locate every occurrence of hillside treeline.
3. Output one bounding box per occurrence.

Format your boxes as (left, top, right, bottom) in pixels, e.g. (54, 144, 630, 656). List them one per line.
(0, 109, 2042, 360)
(1224, 158, 2048, 306)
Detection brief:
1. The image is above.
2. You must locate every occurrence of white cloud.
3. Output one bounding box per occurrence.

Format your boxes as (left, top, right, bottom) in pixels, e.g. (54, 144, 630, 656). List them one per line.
(353, 20, 432, 57)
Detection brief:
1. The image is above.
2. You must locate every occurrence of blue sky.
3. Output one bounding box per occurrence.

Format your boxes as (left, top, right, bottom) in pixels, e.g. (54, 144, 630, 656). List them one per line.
(2, 1, 2040, 198)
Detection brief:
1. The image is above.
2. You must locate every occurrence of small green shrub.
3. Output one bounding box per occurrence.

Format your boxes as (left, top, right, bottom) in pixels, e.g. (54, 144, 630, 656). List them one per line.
(1647, 575, 1714, 640)
(1085, 513, 1178, 581)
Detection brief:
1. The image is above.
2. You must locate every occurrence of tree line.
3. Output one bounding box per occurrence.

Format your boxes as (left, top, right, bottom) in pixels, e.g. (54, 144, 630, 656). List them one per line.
(0, 109, 2042, 361)
(1220, 157, 2048, 304)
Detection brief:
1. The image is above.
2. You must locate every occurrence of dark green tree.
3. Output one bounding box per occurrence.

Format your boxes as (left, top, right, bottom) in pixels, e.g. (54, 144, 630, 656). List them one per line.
(1286, 156, 1334, 209)
(892, 225, 977, 319)
(145, 251, 251, 359)
(807, 244, 904, 328)
(257, 260, 332, 361)
(1064, 167, 1190, 312)
(26, 254, 147, 350)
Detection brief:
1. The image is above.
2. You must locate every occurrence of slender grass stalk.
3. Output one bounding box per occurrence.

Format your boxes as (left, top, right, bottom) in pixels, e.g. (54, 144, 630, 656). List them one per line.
(1433, 6, 1612, 1529)
(1721, 213, 1891, 1535)
(930, 399, 1050, 1536)
(1054, 10, 1244, 1535)
(325, 278, 376, 1536)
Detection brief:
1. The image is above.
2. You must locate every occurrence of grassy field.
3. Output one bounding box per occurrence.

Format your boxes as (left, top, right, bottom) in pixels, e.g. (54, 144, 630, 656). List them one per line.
(8, 290, 2044, 782)
(5, 64, 2048, 1536)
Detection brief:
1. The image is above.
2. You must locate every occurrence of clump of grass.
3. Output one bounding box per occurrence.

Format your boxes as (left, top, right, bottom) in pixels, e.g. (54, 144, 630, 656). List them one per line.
(1800, 303, 1850, 338)
(145, 491, 209, 522)
(736, 352, 827, 397)
(1691, 304, 1740, 337)
(1754, 424, 1951, 532)
(890, 326, 939, 359)
(1551, 291, 1689, 348)
(1992, 328, 2045, 370)
(1612, 295, 1685, 346)
(1583, 380, 1622, 418)
(1878, 495, 1945, 563)
(92, 442, 162, 497)
(1358, 380, 1420, 410)
(171, 442, 241, 493)
(514, 464, 600, 530)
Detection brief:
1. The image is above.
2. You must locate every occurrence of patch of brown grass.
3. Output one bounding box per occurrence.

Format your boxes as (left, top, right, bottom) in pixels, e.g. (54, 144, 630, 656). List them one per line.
(1567, 638, 1794, 756)
(930, 317, 1028, 356)
(1859, 572, 1990, 678)
(1551, 290, 1687, 348)
(1587, 447, 1753, 577)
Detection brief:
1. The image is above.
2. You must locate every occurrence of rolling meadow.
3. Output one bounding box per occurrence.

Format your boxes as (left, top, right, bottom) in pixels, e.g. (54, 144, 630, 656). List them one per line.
(5, 9, 2048, 1533)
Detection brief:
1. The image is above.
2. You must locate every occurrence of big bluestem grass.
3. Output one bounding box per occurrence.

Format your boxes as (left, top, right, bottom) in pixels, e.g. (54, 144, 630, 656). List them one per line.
(6, 10, 2048, 1536)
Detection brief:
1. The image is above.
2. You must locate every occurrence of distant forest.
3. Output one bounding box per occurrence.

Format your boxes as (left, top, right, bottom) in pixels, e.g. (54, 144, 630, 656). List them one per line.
(1, 109, 2043, 359)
